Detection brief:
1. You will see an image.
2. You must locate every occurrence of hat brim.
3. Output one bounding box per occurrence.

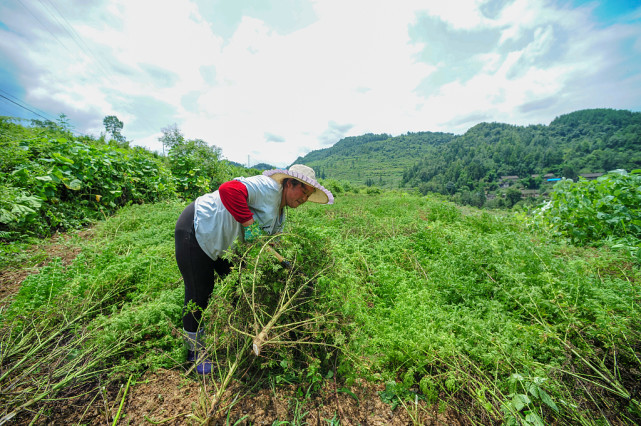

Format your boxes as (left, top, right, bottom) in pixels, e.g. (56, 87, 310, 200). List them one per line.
(263, 169, 334, 204)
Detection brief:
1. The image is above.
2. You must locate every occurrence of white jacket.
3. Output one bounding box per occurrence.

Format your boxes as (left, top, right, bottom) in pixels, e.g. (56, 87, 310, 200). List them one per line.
(193, 175, 285, 260)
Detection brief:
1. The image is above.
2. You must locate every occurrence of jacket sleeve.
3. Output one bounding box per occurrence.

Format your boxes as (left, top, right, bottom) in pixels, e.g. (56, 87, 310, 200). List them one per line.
(218, 180, 254, 224)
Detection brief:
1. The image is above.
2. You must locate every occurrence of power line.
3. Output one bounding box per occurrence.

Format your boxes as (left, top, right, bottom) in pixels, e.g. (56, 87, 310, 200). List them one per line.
(0, 93, 52, 121)
(0, 89, 85, 136)
(37, 0, 115, 81)
(13, 0, 163, 138)
(16, 0, 74, 56)
(37, 0, 160, 135)
(0, 88, 58, 122)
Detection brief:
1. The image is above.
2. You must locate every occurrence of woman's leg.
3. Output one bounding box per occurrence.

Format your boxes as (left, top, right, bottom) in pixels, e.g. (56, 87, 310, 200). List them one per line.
(175, 202, 218, 332)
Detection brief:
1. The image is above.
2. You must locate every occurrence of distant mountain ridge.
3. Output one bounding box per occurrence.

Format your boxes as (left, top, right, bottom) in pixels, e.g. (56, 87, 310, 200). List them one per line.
(292, 109, 641, 191)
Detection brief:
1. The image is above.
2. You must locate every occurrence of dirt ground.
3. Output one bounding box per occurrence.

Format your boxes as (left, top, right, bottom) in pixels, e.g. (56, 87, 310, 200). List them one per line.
(48, 368, 458, 425)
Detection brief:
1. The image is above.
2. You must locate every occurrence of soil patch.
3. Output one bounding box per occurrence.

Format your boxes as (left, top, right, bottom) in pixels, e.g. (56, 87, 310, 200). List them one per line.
(15, 368, 461, 425)
(112, 369, 458, 425)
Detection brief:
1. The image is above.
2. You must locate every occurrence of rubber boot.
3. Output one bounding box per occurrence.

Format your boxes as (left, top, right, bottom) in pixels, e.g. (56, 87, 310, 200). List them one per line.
(184, 329, 214, 375)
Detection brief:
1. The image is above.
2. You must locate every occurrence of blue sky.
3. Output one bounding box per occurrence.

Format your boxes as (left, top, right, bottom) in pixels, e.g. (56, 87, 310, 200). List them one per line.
(1, 0, 640, 167)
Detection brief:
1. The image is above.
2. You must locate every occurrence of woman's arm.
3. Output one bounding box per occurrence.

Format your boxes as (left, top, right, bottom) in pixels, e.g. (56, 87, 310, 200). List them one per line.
(219, 180, 254, 226)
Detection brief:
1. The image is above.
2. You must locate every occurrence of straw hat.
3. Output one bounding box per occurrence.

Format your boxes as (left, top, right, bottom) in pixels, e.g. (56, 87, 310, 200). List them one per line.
(263, 164, 334, 204)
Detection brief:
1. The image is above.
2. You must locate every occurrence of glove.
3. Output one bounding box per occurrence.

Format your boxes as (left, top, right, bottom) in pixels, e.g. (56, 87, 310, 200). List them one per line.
(243, 222, 264, 242)
(281, 260, 293, 270)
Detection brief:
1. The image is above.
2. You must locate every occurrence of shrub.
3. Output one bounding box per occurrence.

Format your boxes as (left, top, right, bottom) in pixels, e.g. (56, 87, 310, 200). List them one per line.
(535, 170, 641, 246)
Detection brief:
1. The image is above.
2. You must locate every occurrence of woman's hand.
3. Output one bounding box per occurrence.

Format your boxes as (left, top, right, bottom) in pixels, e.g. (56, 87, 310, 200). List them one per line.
(243, 221, 264, 242)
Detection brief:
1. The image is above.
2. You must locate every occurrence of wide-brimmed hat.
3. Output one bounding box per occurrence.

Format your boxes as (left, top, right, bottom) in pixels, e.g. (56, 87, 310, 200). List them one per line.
(263, 164, 334, 204)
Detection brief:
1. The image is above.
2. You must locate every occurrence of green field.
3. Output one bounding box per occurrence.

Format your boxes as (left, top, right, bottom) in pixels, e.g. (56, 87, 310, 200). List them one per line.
(2, 188, 639, 424)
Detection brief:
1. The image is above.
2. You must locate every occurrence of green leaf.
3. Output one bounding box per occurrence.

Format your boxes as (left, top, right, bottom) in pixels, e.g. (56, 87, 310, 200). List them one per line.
(538, 389, 559, 413)
(52, 152, 74, 164)
(527, 382, 540, 398)
(65, 179, 82, 190)
(35, 175, 53, 182)
(17, 195, 42, 209)
(337, 387, 359, 401)
(512, 394, 531, 411)
(525, 412, 544, 426)
(0, 208, 15, 224)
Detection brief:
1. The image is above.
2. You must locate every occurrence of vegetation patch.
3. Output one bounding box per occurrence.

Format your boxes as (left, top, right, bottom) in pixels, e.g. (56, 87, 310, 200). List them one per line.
(0, 114, 639, 423)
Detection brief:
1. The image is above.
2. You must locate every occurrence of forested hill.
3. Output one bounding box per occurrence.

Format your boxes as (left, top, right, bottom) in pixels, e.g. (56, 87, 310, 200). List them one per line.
(291, 132, 456, 187)
(293, 109, 641, 190)
(402, 108, 641, 195)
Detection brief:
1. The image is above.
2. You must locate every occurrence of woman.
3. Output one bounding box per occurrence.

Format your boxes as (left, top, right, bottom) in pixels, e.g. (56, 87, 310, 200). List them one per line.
(174, 164, 334, 374)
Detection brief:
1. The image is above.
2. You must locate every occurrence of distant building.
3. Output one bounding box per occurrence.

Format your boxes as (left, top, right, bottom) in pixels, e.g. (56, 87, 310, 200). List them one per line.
(500, 175, 519, 188)
(579, 173, 604, 180)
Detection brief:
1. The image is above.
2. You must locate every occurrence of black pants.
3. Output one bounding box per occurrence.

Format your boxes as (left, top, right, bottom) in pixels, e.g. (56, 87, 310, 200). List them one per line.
(175, 202, 232, 332)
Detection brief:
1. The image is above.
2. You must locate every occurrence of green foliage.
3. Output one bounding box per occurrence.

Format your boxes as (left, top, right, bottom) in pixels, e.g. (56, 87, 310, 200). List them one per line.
(7, 257, 77, 313)
(293, 109, 641, 209)
(199, 228, 341, 391)
(0, 202, 186, 421)
(168, 138, 231, 200)
(158, 123, 184, 151)
(502, 374, 559, 426)
(0, 117, 247, 240)
(0, 184, 42, 229)
(103, 115, 125, 144)
(401, 109, 641, 200)
(534, 170, 641, 249)
(379, 381, 417, 410)
(0, 118, 177, 238)
(291, 192, 640, 424)
(2, 201, 185, 367)
(2, 162, 640, 423)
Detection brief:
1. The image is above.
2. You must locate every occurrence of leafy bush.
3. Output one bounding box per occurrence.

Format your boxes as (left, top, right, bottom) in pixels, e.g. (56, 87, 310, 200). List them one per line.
(0, 119, 178, 239)
(534, 170, 641, 248)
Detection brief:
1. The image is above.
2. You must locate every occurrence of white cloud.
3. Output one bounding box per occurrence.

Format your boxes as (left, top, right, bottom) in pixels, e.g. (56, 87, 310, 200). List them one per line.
(0, 0, 639, 167)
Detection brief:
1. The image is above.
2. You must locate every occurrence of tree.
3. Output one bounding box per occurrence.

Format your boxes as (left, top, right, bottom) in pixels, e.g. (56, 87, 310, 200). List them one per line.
(159, 123, 184, 154)
(103, 115, 125, 143)
(57, 113, 72, 133)
(505, 187, 522, 208)
(445, 181, 456, 195)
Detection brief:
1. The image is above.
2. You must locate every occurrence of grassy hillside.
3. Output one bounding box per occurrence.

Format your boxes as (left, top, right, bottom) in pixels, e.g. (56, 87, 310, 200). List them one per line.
(2, 188, 639, 424)
(292, 132, 455, 188)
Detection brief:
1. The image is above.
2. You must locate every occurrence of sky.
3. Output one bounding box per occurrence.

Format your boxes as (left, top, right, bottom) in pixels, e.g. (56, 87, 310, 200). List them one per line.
(1, 0, 640, 168)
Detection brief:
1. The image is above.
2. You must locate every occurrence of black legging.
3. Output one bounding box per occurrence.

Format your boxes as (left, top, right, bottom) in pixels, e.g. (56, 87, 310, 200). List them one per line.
(175, 202, 232, 332)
